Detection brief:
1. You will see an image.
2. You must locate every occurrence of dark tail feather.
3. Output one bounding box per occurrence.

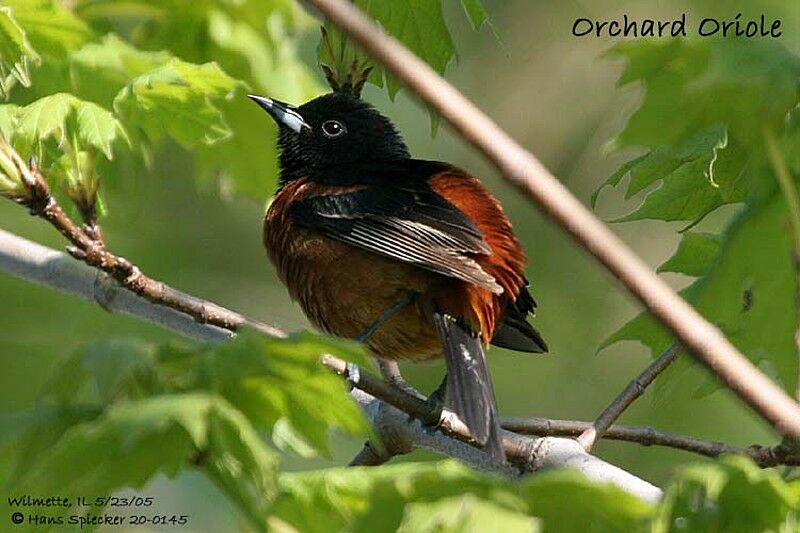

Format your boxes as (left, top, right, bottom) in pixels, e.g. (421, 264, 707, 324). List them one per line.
(491, 308, 548, 353)
(432, 311, 505, 462)
(491, 285, 548, 353)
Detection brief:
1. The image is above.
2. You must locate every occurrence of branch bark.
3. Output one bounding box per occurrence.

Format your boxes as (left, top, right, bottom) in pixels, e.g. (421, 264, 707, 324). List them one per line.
(0, 229, 231, 342)
(347, 391, 662, 503)
(303, 0, 800, 441)
(10, 166, 283, 339)
(504, 418, 800, 467)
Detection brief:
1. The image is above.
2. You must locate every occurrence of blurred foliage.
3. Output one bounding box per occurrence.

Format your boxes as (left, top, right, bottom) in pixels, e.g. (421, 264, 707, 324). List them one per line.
(4, 331, 370, 531)
(269, 456, 800, 533)
(1, 0, 799, 531)
(0, 0, 321, 205)
(271, 460, 652, 532)
(0, 5, 38, 95)
(593, 38, 800, 396)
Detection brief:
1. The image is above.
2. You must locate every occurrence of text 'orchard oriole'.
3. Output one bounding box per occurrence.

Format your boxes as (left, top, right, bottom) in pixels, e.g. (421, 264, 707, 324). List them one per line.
(249, 92, 547, 461)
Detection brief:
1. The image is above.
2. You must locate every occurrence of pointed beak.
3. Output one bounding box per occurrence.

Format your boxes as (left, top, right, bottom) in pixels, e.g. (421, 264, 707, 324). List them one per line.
(247, 94, 310, 133)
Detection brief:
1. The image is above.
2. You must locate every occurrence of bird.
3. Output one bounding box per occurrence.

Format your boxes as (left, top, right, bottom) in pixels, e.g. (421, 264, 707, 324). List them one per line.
(249, 91, 547, 461)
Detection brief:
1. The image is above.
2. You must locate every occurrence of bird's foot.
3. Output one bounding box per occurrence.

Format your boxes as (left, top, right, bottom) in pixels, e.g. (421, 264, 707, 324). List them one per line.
(422, 374, 448, 425)
(377, 359, 425, 400)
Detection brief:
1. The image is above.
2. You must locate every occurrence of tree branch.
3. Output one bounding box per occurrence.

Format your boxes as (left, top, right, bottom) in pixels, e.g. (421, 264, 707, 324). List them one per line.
(304, 0, 800, 440)
(504, 417, 800, 467)
(347, 390, 662, 503)
(577, 344, 681, 451)
(0, 229, 231, 342)
(9, 165, 283, 339)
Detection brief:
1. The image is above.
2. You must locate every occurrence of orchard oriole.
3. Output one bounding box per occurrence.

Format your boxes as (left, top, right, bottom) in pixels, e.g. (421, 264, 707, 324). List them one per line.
(249, 92, 547, 461)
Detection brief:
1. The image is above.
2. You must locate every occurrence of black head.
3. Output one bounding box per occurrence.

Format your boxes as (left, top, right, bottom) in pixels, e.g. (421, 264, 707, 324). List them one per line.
(248, 92, 410, 185)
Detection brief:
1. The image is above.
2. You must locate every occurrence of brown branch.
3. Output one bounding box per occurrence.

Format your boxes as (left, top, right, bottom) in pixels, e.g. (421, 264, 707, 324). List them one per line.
(577, 343, 681, 451)
(503, 417, 800, 467)
(12, 164, 283, 339)
(322, 355, 476, 445)
(305, 0, 800, 440)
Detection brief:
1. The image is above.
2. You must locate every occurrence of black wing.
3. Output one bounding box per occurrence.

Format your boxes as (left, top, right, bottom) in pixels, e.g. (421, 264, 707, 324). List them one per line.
(291, 162, 502, 293)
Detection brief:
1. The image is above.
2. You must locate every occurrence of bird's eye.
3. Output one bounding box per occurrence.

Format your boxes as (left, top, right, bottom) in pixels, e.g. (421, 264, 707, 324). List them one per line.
(321, 120, 347, 138)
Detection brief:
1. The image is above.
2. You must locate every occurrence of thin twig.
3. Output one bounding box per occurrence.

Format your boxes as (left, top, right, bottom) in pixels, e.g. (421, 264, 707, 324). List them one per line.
(305, 0, 800, 440)
(11, 164, 282, 338)
(0, 230, 233, 341)
(577, 343, 681, 451)
(503, 418, 800, 467)
(321, 354, 473, 441)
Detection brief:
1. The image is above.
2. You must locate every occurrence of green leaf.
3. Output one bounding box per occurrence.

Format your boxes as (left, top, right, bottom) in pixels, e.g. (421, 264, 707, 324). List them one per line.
(595, 39, 800, 395)
(657, 232, 722, 277)
(0, 5, 38, 94)
(11, 393, 278, 526)
(596, 40, 800, 223)
(398, 495, 540, 533)
(653, 456, 800, 533)
(612, 157, 727, 224)
(459, 0, 501, 42)
(193, 330, 371, 456)
(518, 470, 654, 532)
(271, 460, 652, 533)
(594, 125, 726, 208)
(16, 93, 126, 156)
(75, 99, 129, 158)
(602, 125, 753, 226)
(114, 59, 240, 148)
(28, 329, 371, 460)
(44, 339, 157, 405)
(15, 92, 74, 147)
(361, 0, 453, 99)
(609, 39, 800, 150)
(69, 33, 172, 107)
(603, 195, 798, 394)
(5, 0, 92, 59)
(460, 0, 489, 30)
(1, 405, 102, 486)
(0, 103, 20, 140)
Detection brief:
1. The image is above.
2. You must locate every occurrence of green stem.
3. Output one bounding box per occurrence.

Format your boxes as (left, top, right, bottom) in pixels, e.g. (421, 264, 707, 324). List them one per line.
(764, 126, 800, 251)
(764, 126, 800, 402)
